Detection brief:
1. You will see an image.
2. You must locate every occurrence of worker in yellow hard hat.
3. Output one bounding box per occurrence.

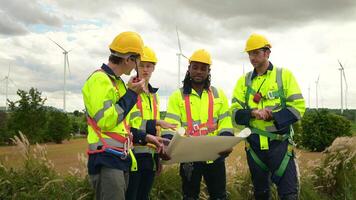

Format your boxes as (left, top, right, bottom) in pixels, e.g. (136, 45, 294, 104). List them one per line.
(82, 32, 166, 200)
(162, 49, 234, 199)
(231, 33, 305, 200)
(125, 46, 176, 200)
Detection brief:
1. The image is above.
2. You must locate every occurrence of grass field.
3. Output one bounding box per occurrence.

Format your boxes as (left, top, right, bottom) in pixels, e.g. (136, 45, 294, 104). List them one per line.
(0, 138, 323, 176)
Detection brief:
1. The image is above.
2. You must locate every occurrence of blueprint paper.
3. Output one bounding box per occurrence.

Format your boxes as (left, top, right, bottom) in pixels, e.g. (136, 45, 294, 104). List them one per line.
(162, 128, 251, 165)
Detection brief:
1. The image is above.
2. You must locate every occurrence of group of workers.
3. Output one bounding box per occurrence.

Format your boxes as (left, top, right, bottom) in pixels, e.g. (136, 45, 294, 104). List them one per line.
(82, 31, 306, 200)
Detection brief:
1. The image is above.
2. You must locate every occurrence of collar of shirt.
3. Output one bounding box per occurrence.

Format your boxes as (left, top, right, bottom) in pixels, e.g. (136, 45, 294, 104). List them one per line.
(101, 63, 121, 80)
(251, 62, 274, 80)
(148, 83, 159, 93)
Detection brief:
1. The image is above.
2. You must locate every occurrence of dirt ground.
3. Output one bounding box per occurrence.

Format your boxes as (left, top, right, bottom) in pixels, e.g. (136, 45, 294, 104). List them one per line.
(0, 138, 323, 175)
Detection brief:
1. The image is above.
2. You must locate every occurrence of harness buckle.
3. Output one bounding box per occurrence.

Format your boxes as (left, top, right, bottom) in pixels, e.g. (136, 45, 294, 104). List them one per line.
(266, 91, 275, 100)
(193, 124, 200, 131)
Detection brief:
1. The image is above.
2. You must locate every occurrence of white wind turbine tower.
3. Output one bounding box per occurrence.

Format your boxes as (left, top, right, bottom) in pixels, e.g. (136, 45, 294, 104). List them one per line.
(338, 60, 348, 114)
(2, 64, 12, 111)
(49, 38, 71, 112)
(315, 75, 320, 110)
(176, 26, 188, 88)
(308, 84, 311, 108)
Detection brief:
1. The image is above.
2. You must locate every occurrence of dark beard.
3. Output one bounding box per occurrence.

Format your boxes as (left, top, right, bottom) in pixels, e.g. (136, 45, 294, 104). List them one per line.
(191, 78, 206, 85)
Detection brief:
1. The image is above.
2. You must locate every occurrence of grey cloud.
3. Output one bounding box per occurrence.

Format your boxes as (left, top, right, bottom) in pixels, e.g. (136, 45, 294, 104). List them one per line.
(0, 0, 62, 35)
(133, 0, 356, 44)
(0, 11, 28, 35)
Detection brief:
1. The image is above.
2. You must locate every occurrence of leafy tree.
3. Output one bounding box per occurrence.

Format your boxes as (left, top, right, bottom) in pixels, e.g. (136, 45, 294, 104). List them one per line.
(46, 109, 71, 144)
(0, 111, 12, 145)
(7, 88, 47, 143)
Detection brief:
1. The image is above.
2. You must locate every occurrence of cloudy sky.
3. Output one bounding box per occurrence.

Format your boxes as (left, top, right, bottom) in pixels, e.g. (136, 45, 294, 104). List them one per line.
(0, 0, 355, 112)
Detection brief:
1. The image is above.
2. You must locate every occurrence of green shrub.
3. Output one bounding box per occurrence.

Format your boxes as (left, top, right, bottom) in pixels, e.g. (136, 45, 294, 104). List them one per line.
(150, 166, 182, 200)
(46, 109, 71, 144)
(298, 109, 352, 152)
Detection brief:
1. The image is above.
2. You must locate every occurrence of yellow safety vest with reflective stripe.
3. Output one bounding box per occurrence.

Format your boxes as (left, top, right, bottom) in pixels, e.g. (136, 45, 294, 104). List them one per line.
(231, 66, 305, 134)
(162, 86, 233, 138)
(129, 92, 160, 154)
(82, 71, 131, 147)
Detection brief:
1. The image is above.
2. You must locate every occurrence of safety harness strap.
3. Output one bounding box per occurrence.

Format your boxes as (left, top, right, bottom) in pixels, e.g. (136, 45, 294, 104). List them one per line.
(184, 88, 215, 136)
(86, 69, 137, 171)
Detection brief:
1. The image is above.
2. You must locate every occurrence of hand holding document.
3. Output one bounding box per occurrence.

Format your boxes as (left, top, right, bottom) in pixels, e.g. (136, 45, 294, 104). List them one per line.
(162, 128, 251, 164)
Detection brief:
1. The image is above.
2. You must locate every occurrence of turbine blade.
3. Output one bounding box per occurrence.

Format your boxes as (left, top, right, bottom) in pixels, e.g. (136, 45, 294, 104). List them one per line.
(337, 59, 344, 70)
(342, 70, 348, 88)
(7, 63, 10, 77)
(181, 54, 188, 60)
(48, 37, 67, 52)
(176, 26, 183, 53)
(66, 54, 71, 77)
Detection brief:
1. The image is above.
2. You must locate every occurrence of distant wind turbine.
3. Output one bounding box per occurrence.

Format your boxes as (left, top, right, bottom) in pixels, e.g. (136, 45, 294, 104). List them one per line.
(48, 37, 71, 112)
(337, 60, 348, 114)
(3, 64, 11, 110)
(315, 74, 320, 110)
(176, 26, 188, 88)
(308, 84, 311, 109)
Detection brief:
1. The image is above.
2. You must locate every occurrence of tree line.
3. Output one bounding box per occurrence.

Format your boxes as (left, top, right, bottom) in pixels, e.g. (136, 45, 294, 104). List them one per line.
(0, 88, 87, 145)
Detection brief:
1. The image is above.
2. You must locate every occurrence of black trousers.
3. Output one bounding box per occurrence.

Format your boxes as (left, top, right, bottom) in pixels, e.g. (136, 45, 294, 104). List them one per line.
(246, 140, 298, 200)
(125, 169, 155, 200)
(180, 160, 227, 200)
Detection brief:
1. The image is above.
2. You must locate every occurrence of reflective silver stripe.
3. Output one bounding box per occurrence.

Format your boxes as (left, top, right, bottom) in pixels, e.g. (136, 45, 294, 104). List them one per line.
(133, 146, 155, 154)
(182, 120, 201, 127)
(161, 130, 175, 136)
(211, 86, 219, 98)
(245, 71, 253, 86)
(179, 88, 184, 99)
(93, 100, 113, 122)
(231, 109, 238, 127)
(88, 138, 125, 150)
(115, 104, 125, 124)
(218, 111, 229, 121)
(130, 111, 141, 120)
(276, 67, 283, 89)
(232, 97, 246, 108)
(140, 119, 147, 132)
(265, 104, 281, 111)
(218, 128, 234, 135)
(165, 113, 181, 122)
(287, 94, 303, 102)
(266, 125, 278, 132)
(287, 107, 301, 120)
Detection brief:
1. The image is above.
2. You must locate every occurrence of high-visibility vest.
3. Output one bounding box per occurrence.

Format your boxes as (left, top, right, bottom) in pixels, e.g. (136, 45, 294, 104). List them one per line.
(162, 86, 233, 138)
(231, 66, 305, 180)
(82, 69, 137, 171)
(130, 92, 160, 154)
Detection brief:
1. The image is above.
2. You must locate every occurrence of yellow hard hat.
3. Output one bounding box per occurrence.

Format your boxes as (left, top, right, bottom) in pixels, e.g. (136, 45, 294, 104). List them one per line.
(189, 49, 212, 65)
(109, 31, 144, 57)
(141, 46, 158, 63)
(245, 33, 272, 52)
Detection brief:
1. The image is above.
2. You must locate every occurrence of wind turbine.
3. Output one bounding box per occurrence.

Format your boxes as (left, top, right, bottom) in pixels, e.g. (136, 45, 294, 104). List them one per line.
(2, 64, 11, 110)
(176, 26, 188, 88)
(315, 74, 320, 110)
(308, 84, 311, 109)
(338, 60, 348, 114)
(49, 37, 71, 112)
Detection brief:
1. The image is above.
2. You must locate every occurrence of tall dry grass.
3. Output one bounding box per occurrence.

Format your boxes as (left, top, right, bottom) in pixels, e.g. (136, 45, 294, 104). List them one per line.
(0, 132, 93, 200)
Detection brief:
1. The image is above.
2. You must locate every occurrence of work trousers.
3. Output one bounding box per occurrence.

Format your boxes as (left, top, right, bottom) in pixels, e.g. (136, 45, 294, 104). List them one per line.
(90, 167, 129, 200)
(126, 169, 155, 200)
(180, 160, 227, 200)
(246, 140, 299, 200)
